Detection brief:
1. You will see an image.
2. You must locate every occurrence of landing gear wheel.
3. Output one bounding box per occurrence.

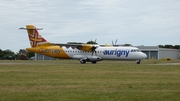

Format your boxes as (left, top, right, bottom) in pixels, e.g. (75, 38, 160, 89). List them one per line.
(136, 60, 141, 64)
(91, 61, 97, 64)
(80, 59, 86, 64)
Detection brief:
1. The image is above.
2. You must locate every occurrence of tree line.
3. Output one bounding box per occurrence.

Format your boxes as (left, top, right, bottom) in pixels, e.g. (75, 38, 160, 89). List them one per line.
(68, 41, 180, 49)
(0, 49, 35, 60)
(158, 45, 180, 49)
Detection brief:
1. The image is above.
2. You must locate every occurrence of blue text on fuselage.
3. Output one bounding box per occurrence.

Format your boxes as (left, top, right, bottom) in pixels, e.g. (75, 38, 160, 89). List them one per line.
(103, 49, 130, 57)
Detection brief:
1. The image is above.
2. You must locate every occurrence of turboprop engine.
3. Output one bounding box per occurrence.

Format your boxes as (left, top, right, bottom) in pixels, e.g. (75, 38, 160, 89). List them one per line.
(72, 55, 101, 64)
(80, 56, 101, 64)
(76, 44, 93, 51)
(86, 56, 101, 62)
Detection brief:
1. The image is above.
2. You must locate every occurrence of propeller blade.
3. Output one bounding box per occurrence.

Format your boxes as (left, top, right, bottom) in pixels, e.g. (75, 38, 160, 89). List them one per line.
(94, 39, 97, 43)
(112, 40, 114, 46)
(91, 46, 97, 56)
(115, 39, 117, 45)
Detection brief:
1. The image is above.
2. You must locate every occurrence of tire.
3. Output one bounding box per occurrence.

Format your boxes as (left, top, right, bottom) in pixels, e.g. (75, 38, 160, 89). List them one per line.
(136, 60, 141, 64)
(80, 59, 86, 64)
(91, 61, 97, 64)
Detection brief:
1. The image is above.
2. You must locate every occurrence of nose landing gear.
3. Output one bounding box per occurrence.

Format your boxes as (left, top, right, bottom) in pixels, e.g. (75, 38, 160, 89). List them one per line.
(136, 60, 141, 64)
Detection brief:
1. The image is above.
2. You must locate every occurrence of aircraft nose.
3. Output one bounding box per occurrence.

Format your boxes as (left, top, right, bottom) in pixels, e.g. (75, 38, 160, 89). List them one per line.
(142, 53, 147, 59)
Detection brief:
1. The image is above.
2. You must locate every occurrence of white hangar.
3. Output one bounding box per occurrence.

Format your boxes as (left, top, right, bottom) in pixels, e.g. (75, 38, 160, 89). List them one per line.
(136, 46, 179, 60)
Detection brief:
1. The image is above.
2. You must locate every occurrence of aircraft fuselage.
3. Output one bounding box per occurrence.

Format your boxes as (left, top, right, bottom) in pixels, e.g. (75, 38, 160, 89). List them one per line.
(26, 46, 147, 61)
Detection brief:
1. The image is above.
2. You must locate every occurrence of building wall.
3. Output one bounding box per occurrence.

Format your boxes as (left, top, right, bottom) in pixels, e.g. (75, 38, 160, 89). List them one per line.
(35, 53, 56, 60)
(137, 46, 179, 60)
(159, 48, 179, 59)
(141, 51, 158, 59)
(150, 51, 158, 59)
(137, 46, 159, 60)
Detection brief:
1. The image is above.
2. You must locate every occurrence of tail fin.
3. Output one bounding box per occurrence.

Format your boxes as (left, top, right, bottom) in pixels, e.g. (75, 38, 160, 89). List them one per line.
(20, 25, 48, 47)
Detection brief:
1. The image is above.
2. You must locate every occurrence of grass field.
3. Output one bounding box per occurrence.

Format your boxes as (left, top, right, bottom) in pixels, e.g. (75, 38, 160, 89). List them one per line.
(0, 60, 180, 101)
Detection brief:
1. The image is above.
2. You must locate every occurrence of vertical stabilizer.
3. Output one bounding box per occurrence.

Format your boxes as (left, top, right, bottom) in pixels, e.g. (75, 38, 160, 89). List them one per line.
(20, 25, 48, 47)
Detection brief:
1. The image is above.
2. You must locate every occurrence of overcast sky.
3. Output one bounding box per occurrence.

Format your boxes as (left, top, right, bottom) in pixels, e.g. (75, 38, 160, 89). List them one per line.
(0, 0, 180, 52)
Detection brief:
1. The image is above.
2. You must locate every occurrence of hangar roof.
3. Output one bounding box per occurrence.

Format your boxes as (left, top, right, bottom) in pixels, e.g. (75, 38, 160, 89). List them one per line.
(136, 46, 179, 51)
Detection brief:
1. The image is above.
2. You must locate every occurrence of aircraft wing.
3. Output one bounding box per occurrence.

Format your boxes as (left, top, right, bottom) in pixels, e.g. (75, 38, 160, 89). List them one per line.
(54, 43, 82, 49)
(53, 43, 97, 52)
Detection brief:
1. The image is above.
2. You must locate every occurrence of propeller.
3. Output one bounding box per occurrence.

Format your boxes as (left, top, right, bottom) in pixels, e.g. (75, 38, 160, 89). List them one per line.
(91, 46, 97, 56)
(112, 40, 114, 46)
(115, 39, 117, 45)
(94, 39, 97, 43)
(91, 39, 98, 56)
(112, 39, 118, 46)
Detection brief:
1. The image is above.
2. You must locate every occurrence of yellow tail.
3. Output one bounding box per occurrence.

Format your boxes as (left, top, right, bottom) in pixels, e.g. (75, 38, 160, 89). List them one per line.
(20, 25, 48, 47)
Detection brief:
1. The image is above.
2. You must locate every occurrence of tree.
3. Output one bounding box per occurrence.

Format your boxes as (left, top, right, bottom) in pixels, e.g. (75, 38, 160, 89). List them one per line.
(164, 45, 173, 48)
(123, 44, 132, 46)
(67, 42, 85, 44)
(158, 44, 180, 49)
(174, 45, 180, 49)
(15, 49, 28, 60)
(158, 45, 164, 48)
(3, 49, 14, 55)
(86, 41, 98, 44)
(0, 49, 4, 59)
(27, 51, 35, 58)
(2, 49, 15, 60)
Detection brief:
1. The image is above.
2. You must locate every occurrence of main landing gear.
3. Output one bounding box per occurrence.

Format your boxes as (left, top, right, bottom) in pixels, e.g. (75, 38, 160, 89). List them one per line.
(91, 61, 97, 64)
(80, 59, 86, 64)
(80, 59, 97, 64)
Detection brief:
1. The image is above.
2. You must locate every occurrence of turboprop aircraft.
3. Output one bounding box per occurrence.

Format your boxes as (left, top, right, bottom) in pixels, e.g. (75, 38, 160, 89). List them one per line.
(19, 25, 147, 64)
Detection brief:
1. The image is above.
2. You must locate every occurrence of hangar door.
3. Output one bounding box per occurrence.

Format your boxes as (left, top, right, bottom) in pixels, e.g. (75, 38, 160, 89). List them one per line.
(141, 51, 158, 59)
(150, 51, 158, 59)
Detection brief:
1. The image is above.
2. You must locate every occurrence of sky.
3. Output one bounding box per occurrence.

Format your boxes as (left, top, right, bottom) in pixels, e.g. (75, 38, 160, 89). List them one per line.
(0, 0, 180, 53)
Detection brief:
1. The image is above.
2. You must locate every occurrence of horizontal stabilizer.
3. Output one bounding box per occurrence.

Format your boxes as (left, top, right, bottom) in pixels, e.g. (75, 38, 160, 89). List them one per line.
(19, 27, 43, 30)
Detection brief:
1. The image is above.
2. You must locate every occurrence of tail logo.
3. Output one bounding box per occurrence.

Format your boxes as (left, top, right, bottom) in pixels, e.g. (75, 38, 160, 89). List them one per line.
(29, 29, 46, 47)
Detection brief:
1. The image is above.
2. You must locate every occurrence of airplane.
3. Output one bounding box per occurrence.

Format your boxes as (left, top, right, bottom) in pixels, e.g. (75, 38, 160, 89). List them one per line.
(19, 25, 147, 64)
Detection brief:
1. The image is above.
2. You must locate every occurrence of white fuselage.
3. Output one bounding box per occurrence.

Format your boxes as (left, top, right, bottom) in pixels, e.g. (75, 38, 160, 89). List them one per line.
(62, 46, 147, 60)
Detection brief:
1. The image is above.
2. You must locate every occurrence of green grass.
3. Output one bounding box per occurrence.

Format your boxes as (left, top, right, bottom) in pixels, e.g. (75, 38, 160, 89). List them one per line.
(0, 60, 180, 101)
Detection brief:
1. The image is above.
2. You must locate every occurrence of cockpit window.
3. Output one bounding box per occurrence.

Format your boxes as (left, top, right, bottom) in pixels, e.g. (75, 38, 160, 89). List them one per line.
(131, 49, 141, 52)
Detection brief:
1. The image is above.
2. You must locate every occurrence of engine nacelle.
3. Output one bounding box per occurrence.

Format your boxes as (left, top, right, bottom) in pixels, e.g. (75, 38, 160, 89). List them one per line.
(86, 56, 101, 62)
(76, 44, 92, 51)
(73, 55, 101, 64)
